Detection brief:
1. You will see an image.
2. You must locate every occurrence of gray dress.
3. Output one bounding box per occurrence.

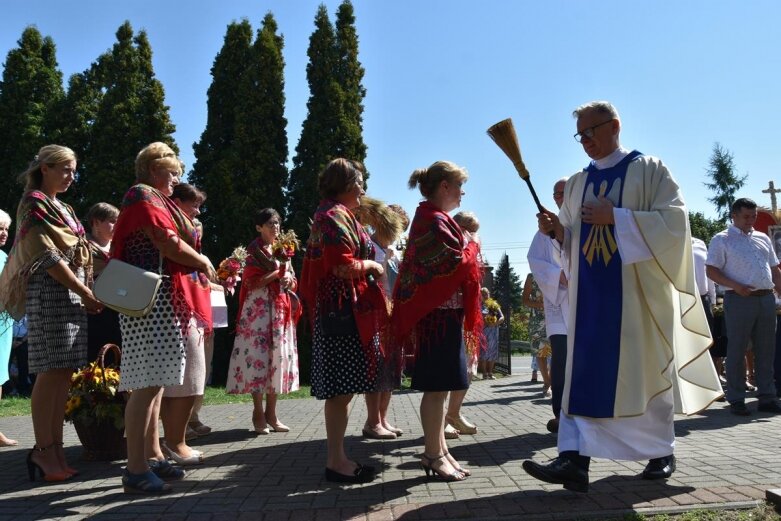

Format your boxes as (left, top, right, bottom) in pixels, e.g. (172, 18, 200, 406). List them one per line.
(27, 250, 88, 373)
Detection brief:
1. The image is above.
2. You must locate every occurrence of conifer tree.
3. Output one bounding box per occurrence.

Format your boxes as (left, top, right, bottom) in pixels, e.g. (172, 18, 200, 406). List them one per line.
(286, 5, 345, 242)
(0, 27, 64, 217)
(334, 0, 368, 167)
(230, 13, 288, 249)
(83, 22, 177, 210)
(704, 142, 745, 222)
(190, 20, 253, 259)
(493, 253, 523, 312)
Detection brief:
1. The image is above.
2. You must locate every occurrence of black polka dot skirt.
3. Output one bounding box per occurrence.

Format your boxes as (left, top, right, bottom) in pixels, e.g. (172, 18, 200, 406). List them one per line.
(118, 280, 185, 391)
(310, 283, 379, 400)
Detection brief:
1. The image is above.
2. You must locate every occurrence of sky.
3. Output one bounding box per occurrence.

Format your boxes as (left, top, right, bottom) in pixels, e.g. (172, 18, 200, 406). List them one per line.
(2, 1, 780, 276)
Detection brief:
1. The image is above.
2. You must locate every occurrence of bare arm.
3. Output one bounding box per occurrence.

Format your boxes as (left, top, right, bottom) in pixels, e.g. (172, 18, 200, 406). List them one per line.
(46, 261, 103, 313)
(706, 265, 752, 297)
(773, 266, 781, 295)
(147, 227, 217, 281)
(333, 259, 384, 279)
(521, 273, 544, 309)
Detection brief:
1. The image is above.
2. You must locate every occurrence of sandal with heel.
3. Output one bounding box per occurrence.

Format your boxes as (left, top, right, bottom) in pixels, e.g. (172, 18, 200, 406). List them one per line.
(443, 451, 471, 476)
(420, 453, 466, 482)
(26, 444, 72, 482)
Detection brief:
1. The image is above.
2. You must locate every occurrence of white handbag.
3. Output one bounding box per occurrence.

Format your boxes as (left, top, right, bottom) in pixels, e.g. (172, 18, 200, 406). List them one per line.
(93, 256, 165, 317)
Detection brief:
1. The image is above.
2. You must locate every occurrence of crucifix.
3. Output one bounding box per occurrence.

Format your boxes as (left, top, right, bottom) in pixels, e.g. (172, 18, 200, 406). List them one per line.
(763, 181, 781, 214)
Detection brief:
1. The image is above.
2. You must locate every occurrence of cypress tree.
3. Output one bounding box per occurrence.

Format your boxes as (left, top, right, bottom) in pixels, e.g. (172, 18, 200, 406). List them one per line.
(0, 27, 64, 218)
(229, 13, 289, 251)
(704, 142, 745, 222)
(494, 253, 523, 312)
(51, 64, 105, 210)
(334, 0, 368, 168)
(190, 20, 253, 260)
(286, 5, 345, 242)
(83, 22, 177, 210)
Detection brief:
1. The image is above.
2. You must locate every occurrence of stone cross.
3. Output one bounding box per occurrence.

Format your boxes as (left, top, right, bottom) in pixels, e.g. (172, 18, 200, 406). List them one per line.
(763, 181, 781, 214)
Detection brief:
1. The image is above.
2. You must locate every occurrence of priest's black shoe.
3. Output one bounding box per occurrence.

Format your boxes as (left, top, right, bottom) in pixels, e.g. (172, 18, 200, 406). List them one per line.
(522, 457, 588, 492)
(642, 455, 676, 480)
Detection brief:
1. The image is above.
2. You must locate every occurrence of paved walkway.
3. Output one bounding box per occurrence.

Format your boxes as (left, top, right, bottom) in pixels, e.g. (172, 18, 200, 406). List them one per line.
(0, 372, 779, 521)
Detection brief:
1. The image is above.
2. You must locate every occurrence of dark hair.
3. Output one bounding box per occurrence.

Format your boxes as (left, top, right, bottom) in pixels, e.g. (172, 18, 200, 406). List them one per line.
(318, 158, 364, 199)
(731, 198, 757, 215)
(85, 202, 119, 233)
(254, 208, 280, 227)
(171, 183, 206, 204)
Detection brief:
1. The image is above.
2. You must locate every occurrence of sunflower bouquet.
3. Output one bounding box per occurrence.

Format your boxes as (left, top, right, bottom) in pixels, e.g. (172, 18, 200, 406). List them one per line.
(484, 298, 502, 327)
(65, 361, 124, 430)
(216, 245, 249, 295)
(272, 229, 300, 262)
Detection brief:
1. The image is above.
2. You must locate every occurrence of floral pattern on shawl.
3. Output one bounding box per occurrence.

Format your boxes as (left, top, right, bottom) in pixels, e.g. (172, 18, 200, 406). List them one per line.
(0, 190, 91, 320)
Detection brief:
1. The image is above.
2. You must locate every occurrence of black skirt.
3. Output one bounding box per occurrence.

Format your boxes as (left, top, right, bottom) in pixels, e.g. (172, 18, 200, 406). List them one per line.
(411, 309, 468, 392)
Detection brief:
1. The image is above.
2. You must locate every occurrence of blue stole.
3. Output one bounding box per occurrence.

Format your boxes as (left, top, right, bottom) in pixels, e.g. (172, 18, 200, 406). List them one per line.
(568, 150, 643, 417)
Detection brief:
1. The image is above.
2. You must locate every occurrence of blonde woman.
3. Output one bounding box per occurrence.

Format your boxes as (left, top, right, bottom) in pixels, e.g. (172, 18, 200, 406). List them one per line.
(0, 145, 103, 480)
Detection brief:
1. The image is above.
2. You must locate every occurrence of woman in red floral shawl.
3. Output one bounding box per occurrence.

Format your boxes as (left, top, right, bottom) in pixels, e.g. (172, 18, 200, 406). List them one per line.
(300, 158, 387, 484)
(111, 142, 216, 494)
(390, 161, 482, 482)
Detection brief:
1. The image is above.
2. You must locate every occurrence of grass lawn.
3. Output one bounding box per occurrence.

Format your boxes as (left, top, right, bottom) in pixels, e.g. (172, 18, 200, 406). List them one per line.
(0, 384, 313, 418)
(610, 505, 781, 520)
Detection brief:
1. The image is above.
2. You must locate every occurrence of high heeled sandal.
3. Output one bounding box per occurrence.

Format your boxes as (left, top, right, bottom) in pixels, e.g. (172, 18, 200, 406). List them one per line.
(443, 451, 471, 476)
(445, 414, 478, 435)
(420, 453, 466, 482)
(122, 468, 172, 494)
(26, 445, 72, 482)
(161, 442, 203, 466)
(54, 442, 79, 476)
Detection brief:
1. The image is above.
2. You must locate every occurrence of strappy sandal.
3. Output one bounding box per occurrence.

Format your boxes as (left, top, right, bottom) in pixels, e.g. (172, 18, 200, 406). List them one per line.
(420, 454, 466, 482)
(122, 469, 172, 494)
(443, 451, 471, 476)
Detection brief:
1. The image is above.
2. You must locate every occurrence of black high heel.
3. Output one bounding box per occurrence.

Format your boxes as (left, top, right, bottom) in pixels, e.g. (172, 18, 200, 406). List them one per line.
(27, 445, 71, 482)
(420, 453, 466, 482)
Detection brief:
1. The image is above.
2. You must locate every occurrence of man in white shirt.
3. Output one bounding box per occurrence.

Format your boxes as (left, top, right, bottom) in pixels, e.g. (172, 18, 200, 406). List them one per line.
(705, 198, 781, 416)
(527, 178, 569, 433)
(522, 100, 721, 493)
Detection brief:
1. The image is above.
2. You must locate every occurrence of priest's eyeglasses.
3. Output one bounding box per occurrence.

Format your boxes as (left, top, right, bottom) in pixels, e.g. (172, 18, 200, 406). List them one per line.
(573, 119, 613, 143)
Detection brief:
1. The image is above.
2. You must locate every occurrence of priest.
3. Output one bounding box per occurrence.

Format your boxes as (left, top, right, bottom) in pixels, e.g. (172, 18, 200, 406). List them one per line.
(522, 101, 722, 493)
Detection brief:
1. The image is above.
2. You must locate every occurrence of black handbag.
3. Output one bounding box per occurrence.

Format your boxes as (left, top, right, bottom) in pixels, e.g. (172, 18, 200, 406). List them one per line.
(320, 299, 358, 337)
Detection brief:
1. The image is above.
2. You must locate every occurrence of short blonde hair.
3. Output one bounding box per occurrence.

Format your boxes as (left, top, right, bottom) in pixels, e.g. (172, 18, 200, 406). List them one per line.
(135, 142, 181, 184)
(18, 145, 77, 191)
(408, 161, 467, 199)
(0, 209, 11, 226)
(572, 100, 619, 121)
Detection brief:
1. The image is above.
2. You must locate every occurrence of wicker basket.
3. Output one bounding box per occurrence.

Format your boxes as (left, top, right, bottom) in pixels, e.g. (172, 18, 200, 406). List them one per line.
(72, 343, 127, 461)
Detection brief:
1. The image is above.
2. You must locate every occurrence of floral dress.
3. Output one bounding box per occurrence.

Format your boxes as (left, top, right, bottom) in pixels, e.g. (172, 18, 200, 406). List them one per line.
(226, 240, 299, 395)
(528, 278, 551, 358)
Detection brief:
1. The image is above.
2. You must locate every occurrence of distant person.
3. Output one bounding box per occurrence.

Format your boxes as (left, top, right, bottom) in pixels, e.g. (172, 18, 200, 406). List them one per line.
(0, 209, 18, 447)
(706, 198, 781, 416)
(523, 101, 721, 492)
(522, 274, 551, 397)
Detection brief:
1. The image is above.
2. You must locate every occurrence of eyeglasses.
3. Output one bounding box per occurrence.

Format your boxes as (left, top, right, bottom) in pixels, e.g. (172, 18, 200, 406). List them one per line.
(573, 119, 614, 143)
(265, 220, 281, 227)
(553, 191, 564, 197)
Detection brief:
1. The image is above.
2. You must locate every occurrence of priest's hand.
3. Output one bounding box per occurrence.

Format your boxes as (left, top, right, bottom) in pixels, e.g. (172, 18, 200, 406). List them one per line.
(581, 196, 614, 225)
(537, 209, 563, 243)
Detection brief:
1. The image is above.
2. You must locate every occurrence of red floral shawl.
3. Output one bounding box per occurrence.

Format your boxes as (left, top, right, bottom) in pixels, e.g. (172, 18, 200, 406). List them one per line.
(111, 184, 212, 331)
(300, 200, 389, 371)
(238, 236, 300, 330)
(390, 201, 483, 357)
